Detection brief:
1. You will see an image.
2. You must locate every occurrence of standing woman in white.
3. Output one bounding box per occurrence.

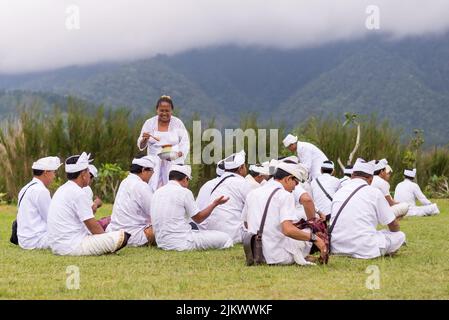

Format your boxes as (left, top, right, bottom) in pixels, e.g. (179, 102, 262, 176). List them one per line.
(137, 95, 190, 192)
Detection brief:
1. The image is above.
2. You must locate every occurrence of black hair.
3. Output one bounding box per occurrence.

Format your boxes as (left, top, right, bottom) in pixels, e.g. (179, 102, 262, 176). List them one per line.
(352, 171, 372, 179)
(404, 176, 414, 181)
(225, 166, 241, 173)
(32, 169, 44, 176)
(156, 96, 174, 110)
(273, 168, 292, 180)
(65, 155, 84, 180)
(130, 163, 144, 174)
(218, 162, 225, 170)
(248, 169, 260, 178)
(373, 169, 384, 176)
(169, 170, 187, 181)
(282, 160, 297, 164)
(373, 160, 385, 176)
(344, 165, 353, 177)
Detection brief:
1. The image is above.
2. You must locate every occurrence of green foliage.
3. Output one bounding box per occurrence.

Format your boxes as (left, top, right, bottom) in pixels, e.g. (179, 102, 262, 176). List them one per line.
(0, 100, 145, 201)
(94, 163, 128, 203)
(424, 176, 449, 199)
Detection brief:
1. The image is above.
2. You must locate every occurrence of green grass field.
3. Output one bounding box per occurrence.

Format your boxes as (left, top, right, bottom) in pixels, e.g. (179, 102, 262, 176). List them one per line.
(1, 200, 449, 300)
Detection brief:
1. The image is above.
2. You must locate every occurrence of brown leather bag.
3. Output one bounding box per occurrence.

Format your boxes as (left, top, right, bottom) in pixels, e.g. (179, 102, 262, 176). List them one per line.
(243, 188, 281, 266)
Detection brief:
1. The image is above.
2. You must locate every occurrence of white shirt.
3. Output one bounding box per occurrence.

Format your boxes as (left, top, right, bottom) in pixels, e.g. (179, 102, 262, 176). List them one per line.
(242, 180, 299, 264)
(195, 177, 220, 211)
(137, 115, 190, 162)
(245, 174, 261, 190)
(83, 186, 94, 200)
(394, 179, 431, 206)
(47, 181, 94, 255)
(330, 178, 396, 259)
(296, 141, 328, 180)
(17, 178, 51, 249)
(206, 172, 253, 243)
(311, 173, 341, 215)
(371, 175, 391, 197)
(150, 180, 199, 250)
(339, 176, 351, 187)
(107, 174, 153, 234)
(292, 184, 308, 208)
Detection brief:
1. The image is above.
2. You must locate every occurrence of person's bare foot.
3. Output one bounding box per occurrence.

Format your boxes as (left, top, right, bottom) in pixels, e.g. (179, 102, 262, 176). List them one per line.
(305, 255, 319, 263)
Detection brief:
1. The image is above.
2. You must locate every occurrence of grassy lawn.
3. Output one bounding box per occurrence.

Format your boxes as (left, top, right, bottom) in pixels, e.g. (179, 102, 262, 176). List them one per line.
(1, 200, 449, 300)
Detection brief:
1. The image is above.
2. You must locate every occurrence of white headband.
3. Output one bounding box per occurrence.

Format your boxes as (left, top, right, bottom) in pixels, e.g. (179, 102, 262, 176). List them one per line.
(404, 168, 416, 178)
(224, 150, 246, 170)
(65, 152, 91, 173)
(321, 161, 334, 170)
(132, 156, 156, 169)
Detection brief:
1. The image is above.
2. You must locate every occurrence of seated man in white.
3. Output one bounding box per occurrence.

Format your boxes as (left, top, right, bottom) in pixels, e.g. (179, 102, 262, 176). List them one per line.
(339, 165, 353, 187)
(204, 150, 253, 244)
(329, 158, 406, 259)
(83, 164, 103, 214)
(310, 160, 341, 218)
(371, 159, 409, 218)
(195, 159, 225, 212)
(245, 164, 270, 189)
(107, 156, 157, 246)
(243, 162, 327, 265)
(150, 164, 233, 251)
(278, 157, 322, 221)
(47, 152, 130, 256)
(394, 168, 440, 216)
(282, 133, 328, 181)
(15, 156, 61, 250)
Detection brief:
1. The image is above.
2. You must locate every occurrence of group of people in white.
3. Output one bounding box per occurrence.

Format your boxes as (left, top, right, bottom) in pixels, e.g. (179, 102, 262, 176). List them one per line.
(11, 95, 440, 264)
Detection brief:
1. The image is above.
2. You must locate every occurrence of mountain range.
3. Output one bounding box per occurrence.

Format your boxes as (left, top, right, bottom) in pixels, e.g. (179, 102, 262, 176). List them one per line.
(1, 33, 449, 145)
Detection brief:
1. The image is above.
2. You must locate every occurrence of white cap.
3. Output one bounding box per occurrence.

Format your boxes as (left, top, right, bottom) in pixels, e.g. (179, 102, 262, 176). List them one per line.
(385, 164, 393, 174)
(32, 156, 62, 171)
(132, 155, 157, 169)
(65, 152, 91, 173)
(88, 165, 98, 178)
(216, 159, 225, 177)
(280, 155, 299, 164)
(275, 162, 308, 182)
(170, 164, 192, 179)
(223, 150, 246, 170)
(249, 164, 270, 176)
(283, 134, 298, 148)
(404, 168, 416, 178)
(375, 159, 388, 172)
(344, 167, 353, 175)
(268, 159, 280, 175)
(353, 158, 376, 176)
(321, 160, 334, 170)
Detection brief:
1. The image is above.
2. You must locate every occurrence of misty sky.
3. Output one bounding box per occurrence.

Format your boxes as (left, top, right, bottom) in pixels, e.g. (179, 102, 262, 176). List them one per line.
(1, 0, 449, 73)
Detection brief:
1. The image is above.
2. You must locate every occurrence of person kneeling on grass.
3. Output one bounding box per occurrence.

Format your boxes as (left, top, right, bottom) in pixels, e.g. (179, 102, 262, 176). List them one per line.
(329, 158, 406, 259)
(242, 162, 327, 265)
(150, 164, 233, 251)
(106, 155, 158, 246)
(47, 152, 130, 256)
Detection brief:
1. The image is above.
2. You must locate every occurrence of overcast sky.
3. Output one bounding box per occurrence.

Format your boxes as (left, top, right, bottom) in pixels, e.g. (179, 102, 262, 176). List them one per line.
(1, 0, 449, 73)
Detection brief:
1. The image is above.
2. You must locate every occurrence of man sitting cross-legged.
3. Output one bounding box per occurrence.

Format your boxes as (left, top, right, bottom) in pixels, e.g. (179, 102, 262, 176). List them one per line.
(151, 164, 233, 251)
(47, 152, 130, 256)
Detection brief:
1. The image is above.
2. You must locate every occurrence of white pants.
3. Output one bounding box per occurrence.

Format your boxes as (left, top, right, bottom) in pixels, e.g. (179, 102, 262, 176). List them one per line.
(379, 230, 406, 256)
(107, 224, 149, 247)
(186, 230, 233, 251)
(70, 231, 126, 256)
(407, 204, 440, 217)
(19, 233, 50, 250)
(392, 203, 410, 218)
